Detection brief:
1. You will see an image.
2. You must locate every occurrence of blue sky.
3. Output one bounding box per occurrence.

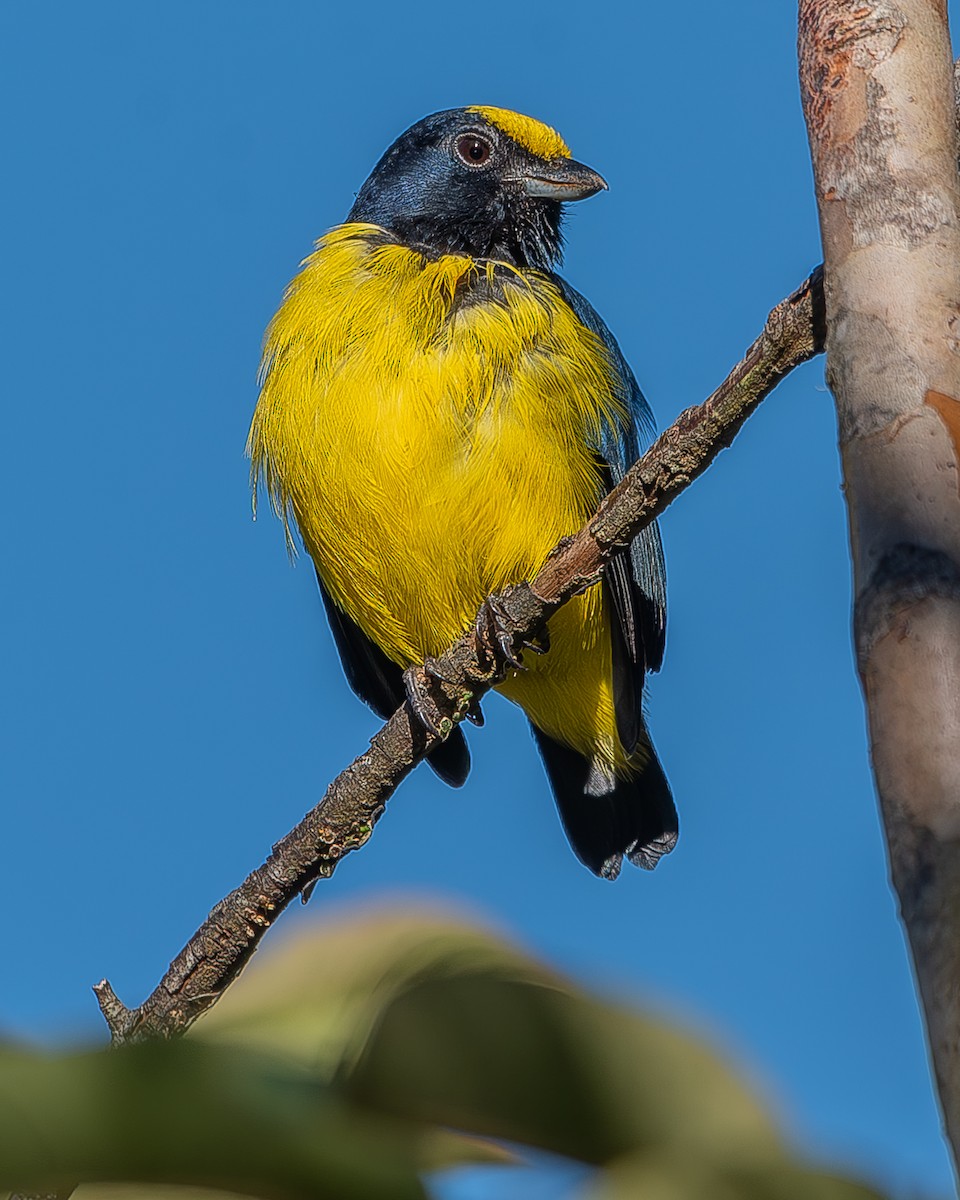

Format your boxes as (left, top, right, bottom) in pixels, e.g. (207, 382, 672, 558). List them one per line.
(2, 2, 956, 1196)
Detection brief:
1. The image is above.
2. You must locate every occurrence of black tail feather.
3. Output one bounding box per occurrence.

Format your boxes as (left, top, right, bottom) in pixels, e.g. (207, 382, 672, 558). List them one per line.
(531, 725, 677, 879)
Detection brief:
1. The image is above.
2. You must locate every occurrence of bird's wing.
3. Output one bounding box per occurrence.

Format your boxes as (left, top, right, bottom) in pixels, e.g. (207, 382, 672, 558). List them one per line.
(316, 573, 470, 787)
(552, 276, 667, 697)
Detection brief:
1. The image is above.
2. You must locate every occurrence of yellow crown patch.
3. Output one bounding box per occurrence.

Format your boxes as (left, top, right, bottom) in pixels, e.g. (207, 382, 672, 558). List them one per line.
(468, 106, 571, 160)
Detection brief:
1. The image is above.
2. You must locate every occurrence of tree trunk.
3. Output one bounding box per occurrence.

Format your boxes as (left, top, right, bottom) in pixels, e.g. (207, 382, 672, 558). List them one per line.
(798, 0, 960, 1179)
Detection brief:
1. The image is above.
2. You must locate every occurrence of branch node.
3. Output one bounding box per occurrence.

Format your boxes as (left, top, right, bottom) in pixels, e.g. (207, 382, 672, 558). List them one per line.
(92, 979, 138, 1041)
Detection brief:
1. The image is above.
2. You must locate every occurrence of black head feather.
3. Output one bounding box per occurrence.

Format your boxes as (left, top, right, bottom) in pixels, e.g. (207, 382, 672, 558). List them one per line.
(348, 108, 605, 272)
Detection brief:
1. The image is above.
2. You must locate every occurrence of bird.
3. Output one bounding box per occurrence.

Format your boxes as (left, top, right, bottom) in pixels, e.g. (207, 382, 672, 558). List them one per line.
(248, 106, 676, 879)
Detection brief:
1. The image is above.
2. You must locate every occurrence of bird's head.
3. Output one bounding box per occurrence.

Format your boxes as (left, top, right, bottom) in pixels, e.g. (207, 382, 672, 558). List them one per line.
(348, 106, 606, 271)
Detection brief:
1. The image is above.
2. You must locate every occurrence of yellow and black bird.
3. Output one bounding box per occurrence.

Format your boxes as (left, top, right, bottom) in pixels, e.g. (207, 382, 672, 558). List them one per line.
(248, 106, 676, 878)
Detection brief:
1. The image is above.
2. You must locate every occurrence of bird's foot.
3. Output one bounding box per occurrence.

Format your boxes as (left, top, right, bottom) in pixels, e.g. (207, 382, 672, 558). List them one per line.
(403, 664, 448, 739)
(424, 655, 485, 725)
(522, 624, 550, 656)
(406, 658, 481, 735)
(474, 596, 527, 682)
(423, 655, 455, 684)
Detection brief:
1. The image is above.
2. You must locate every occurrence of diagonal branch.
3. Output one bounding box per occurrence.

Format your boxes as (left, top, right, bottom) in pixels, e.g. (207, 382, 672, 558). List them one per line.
(93, 267, 825, 1043)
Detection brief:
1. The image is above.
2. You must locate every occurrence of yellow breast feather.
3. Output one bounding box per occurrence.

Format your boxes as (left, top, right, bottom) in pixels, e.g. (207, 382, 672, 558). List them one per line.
(249, 222, 631, 769)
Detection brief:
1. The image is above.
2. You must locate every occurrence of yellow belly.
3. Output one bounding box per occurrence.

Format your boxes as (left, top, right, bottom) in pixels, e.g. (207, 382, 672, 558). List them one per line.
(249, 223, 629, 769)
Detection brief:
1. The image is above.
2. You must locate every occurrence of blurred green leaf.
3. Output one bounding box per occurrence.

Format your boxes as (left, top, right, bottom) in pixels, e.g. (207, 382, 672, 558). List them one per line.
(344, 970, 783, 1166)
(0, 1040, 425, 1200)
(196, 909, 538, 1078)
(577, 1154, 885, 1200)
(198, 912, 782, 1165)
(74, 1188, 254, 1200)
(413, 1129, 518, 1171)
(195, 909, 882, 1191)
(1, 909, 892, 1199)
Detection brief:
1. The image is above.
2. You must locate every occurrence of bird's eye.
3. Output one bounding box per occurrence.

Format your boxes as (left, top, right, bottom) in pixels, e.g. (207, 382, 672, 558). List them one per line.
(455, 133, 492, 167)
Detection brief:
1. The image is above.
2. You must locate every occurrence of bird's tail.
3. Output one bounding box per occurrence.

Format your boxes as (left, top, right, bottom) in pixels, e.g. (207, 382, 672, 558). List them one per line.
(531, 726, 677, 880)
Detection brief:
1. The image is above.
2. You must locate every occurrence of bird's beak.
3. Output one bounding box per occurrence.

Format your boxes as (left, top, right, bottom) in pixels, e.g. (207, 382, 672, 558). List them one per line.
(520, 158, 608, 201)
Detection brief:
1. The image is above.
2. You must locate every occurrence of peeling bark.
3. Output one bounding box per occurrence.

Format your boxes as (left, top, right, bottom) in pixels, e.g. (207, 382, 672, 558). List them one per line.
(799, 0, 960, 1176)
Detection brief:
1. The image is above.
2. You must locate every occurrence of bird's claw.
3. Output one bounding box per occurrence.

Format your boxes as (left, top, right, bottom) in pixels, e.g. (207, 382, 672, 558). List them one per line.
(406, 594, 546, 733)
(522, 625, 551, 656)
(423, 655, 456, 685)
(474, 597, 525, 681)
(403, 664, 446, 739)
(407, 658, 481, 735)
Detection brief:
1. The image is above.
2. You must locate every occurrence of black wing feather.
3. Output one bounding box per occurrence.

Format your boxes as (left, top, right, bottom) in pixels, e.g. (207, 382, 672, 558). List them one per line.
(630, 523, 667, 674)
(317, 575, 470, 788)
(604, 565, 642, 756)
(553, 275, 667, 678)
